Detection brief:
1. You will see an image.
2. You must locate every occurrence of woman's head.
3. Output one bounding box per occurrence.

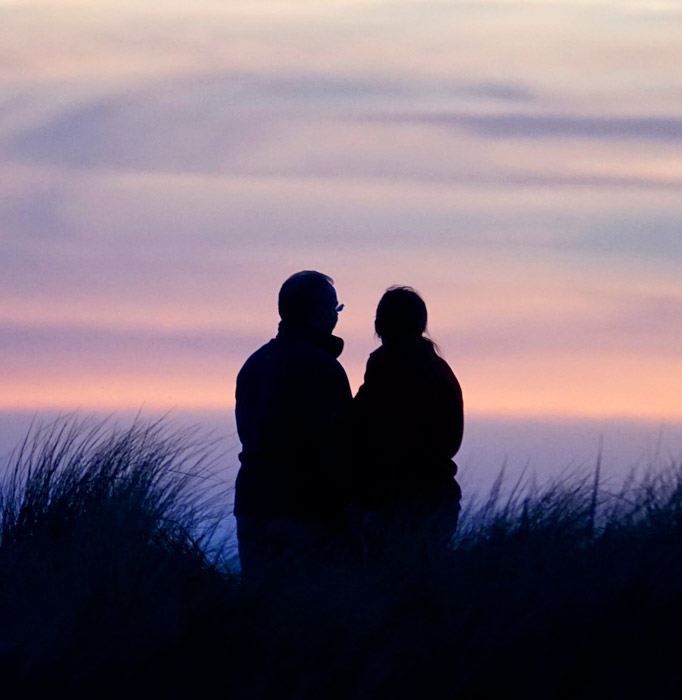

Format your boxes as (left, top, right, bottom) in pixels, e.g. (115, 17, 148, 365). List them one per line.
(375, 286, 428, 342)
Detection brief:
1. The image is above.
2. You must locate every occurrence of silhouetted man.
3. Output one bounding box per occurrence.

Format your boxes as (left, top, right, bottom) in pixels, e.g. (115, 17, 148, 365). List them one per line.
(234, 271, 352, 577)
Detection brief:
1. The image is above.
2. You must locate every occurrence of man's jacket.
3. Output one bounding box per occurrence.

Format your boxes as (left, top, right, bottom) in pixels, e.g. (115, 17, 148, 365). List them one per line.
(234, 323, 352, 522)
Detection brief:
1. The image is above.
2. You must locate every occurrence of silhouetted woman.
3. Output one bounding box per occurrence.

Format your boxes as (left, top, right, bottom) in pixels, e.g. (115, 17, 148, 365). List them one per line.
(351, 286, 464, 545)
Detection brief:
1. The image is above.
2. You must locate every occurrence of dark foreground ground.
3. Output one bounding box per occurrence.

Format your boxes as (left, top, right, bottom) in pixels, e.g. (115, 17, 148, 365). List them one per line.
(1, 417, 682, 699)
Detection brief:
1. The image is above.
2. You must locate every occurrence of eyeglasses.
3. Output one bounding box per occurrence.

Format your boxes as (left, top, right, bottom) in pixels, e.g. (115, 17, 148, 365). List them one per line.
(335, 303, 345, 313)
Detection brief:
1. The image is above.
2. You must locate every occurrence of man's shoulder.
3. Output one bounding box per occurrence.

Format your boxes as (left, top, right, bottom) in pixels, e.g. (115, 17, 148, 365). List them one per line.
(298, 343, 348, 384)
(239, 336, 346, 377)
(237, 338, 277, 377)
(275, 333, 344, 368)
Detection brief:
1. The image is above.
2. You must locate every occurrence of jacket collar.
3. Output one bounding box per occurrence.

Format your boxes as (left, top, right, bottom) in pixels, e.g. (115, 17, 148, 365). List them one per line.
(277, 321, 344, 359)
(379, 335, 436, 356)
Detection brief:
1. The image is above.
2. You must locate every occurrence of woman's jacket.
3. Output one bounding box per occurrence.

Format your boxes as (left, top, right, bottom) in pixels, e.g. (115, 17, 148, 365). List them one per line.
(351, 336, 463, 509)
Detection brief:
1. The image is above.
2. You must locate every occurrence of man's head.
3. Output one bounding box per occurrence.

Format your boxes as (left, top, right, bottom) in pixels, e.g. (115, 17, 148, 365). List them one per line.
(278, 270, 340, 334)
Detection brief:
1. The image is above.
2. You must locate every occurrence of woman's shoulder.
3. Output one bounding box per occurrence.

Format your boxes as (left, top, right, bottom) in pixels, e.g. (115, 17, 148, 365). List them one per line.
(365, 337, 457, 374)
(363, 345, 392, 378)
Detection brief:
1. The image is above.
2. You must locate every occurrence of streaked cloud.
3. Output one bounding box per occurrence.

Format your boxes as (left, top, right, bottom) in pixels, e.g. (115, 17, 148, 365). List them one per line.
(2, 72, 537, 172)
(371, 113, 682, 142)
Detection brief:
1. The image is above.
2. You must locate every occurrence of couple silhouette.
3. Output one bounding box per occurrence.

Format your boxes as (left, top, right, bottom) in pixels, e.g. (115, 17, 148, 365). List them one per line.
(234, 271, 463, 576)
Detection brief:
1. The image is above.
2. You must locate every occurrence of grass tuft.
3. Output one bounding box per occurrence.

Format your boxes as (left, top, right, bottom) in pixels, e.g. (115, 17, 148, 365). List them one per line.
(1, 416, 682, 698)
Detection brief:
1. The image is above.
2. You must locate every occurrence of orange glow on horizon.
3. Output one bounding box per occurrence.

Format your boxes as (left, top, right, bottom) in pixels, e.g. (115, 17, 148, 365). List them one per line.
(2, 351, 681, 422)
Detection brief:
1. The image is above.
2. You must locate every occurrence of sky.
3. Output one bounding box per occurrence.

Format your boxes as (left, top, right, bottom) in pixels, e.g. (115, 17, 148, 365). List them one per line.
(1, 0, 682, 473)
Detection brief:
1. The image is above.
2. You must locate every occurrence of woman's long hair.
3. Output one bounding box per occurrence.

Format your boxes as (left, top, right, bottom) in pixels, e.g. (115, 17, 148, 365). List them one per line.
(375, 286, 442, 355)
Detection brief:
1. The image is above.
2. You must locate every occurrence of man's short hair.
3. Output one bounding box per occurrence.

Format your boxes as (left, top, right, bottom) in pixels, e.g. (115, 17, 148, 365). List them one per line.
(278, 270, 335, 323)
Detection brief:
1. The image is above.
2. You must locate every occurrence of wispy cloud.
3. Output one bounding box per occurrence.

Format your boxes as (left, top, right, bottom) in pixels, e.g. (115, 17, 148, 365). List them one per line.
(366, 113, 682, 142)
(2, 72, 537, 170)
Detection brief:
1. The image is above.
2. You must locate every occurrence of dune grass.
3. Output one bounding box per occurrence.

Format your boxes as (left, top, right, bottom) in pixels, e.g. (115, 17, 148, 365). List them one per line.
(0, 416, 236, 698)
(1, 416, 682, 698)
